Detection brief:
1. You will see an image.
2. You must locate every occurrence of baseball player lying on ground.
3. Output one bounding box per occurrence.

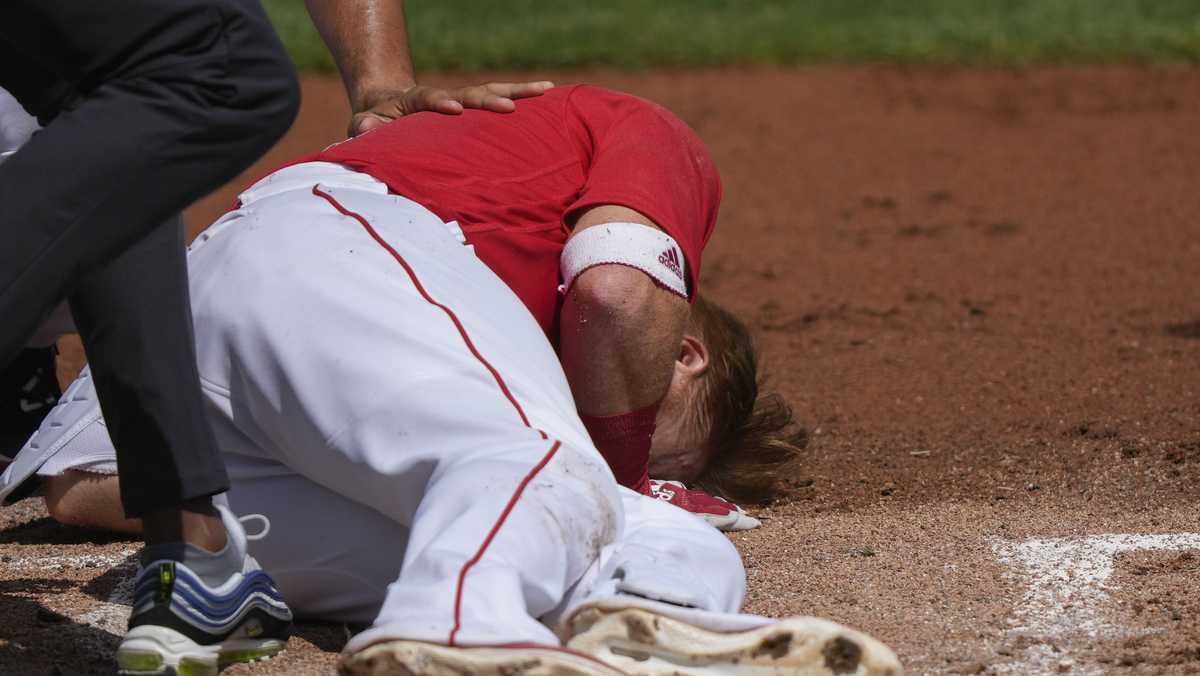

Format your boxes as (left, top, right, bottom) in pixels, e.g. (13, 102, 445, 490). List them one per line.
(18, 83, 810, 529)
(1, 85, 901, 675)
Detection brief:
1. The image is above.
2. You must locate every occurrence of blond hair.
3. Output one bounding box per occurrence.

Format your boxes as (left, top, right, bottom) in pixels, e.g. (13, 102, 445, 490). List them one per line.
(689, 297, 806, 504)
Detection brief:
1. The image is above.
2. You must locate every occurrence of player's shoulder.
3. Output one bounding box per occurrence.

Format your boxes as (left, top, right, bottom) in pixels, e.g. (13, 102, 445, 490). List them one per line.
(559, 84, 698, 139)
(559, 84, 664, 114)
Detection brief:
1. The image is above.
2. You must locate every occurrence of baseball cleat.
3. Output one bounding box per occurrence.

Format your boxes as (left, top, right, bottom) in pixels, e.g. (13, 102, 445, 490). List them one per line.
(338, 640, 629, 676)
(564, 605, 902, 675)
(116, 507, 293, 676)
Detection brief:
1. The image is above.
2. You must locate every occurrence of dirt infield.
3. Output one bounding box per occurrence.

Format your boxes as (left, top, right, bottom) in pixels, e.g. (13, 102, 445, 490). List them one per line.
(3, 65, 1199, 675)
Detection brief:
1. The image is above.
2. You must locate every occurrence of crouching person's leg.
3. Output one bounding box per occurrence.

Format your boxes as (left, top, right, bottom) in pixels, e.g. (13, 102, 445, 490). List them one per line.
(556, 490, 904, 676)
(7, 368, 292, 675)
(32, 420, 408, 626)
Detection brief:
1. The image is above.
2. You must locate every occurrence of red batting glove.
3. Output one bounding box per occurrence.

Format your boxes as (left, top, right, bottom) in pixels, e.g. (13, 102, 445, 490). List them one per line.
(648, 480, 761, 531)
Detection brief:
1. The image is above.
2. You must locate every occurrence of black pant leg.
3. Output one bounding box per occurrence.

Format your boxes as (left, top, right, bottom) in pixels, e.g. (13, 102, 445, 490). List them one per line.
(0, 0, 301, 362)
(69, 218, 230, 514)
(0, 0, 299, 515)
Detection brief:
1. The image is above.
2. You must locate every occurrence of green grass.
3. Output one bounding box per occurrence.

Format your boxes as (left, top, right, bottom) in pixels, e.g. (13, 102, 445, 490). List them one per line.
(264, 0, 1200, 73)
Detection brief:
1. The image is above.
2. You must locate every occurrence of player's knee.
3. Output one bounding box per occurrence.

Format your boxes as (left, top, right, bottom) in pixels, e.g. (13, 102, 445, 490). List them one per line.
(42, 471, 133, 533)
(552, 444, 624, 527)
(43, 473, 86, 527)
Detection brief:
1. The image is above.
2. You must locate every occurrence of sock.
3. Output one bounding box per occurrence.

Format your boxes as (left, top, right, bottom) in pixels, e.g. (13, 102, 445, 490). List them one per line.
(140, 538, 241, 587)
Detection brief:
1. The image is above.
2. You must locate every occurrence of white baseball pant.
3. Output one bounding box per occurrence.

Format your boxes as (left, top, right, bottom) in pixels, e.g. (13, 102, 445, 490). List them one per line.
(5, 162, 768, 651)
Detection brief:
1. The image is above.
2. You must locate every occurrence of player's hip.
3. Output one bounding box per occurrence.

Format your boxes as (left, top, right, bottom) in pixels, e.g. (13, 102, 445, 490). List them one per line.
(182, 162, 487, 352)
(190, 161, 467, 271)
(182, 164, 590, 449)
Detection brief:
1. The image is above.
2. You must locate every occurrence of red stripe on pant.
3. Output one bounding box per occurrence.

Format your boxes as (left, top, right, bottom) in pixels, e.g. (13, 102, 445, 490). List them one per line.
(449, 440, 562, 645)
(310, 186, 556, 645)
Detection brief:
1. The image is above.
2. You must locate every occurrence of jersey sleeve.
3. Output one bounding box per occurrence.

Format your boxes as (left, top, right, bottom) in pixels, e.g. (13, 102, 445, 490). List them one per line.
(563, 86, 722, 298)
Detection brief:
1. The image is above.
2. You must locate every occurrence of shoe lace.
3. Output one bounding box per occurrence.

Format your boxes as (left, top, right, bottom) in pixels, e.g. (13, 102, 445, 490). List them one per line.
(238, 513, 271, 541)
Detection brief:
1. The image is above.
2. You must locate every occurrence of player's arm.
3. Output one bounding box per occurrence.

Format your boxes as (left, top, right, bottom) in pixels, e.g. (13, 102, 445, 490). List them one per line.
(559, 205, 690, 493)
(560, 216, 761, 530)
(303, 0, 553, 136)
(559, 86, 721, 495)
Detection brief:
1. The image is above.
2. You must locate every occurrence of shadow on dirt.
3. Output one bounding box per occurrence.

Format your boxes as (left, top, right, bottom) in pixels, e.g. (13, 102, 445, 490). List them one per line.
(80, 550, 139, 604)
(296, 620, 351, 653)
(1164, 320, 1200, 339)
(0, 577, 120, 673)
(0, 516, 136, 546)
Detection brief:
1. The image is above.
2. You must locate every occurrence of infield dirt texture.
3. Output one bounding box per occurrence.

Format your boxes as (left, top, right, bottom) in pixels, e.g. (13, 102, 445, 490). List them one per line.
(2, 66, 1199, 674)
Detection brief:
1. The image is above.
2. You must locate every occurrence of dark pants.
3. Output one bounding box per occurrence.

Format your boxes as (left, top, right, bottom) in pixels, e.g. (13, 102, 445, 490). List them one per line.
(0, 1, 300, 516)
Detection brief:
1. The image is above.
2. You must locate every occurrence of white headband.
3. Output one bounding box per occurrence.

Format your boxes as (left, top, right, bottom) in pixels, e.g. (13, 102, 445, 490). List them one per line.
(559, 222, 689, 300)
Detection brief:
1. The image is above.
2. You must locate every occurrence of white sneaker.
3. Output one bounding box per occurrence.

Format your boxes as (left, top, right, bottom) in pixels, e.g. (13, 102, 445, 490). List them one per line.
(116, 506, 293, 675)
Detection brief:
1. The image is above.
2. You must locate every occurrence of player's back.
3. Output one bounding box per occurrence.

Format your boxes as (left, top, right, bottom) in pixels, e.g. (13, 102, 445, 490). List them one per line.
(312, 85, 590, 236)
(306, 85, 720, 338)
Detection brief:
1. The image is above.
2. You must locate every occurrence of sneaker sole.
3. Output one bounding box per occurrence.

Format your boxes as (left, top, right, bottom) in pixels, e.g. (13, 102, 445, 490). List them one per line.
(340, 640, 627, 676)
(117, 625, 286, 676)
(566, 607, 903, 675)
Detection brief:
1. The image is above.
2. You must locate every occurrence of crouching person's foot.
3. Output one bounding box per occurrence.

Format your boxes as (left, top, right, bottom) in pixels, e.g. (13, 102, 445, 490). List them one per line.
(562, 600, 902, 676)
(117, 504, 292, 675)
(338, 640, 628, 676)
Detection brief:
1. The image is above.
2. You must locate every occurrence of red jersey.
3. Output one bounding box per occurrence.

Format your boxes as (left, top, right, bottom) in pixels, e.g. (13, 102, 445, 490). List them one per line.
(306, 85, 721, 337)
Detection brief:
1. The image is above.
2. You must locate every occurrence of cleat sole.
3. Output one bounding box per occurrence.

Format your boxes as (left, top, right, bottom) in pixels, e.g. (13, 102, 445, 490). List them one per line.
(566, 606, 903, 675)
(117, 625, 286, 676)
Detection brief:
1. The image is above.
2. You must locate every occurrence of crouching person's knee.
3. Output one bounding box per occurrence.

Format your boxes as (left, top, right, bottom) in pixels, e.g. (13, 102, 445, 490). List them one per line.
(216, 4, 301, 150)
(233, 41, 301, 147)
(43, 471, 141, 534)
(149, 1, 303, 167)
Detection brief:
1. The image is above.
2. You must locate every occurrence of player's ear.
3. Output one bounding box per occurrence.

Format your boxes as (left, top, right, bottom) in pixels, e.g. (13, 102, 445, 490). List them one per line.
(677, 333, 710, 379)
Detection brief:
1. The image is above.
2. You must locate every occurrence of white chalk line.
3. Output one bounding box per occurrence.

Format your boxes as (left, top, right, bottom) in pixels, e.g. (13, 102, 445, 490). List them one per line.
(75, 554, 138, 634)
(2, 548, 138, 635)
(8, 532, 1195, 673)
(991, 533, 1200, 675)
(3, 547, 137, 571)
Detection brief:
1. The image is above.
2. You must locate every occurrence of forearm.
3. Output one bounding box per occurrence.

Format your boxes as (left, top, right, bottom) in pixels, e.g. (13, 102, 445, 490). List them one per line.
(560, 266, 686, 492)
(559, 266, 686, 416)
(304, 0, 415, 110)
(559, 205, 692, 490)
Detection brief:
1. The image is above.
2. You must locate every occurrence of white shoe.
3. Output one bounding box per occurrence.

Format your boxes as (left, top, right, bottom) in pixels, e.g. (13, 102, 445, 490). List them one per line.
(338, 639, 628, 676)
(116, 506, 293, 675)
(564, 604, 902, 675)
